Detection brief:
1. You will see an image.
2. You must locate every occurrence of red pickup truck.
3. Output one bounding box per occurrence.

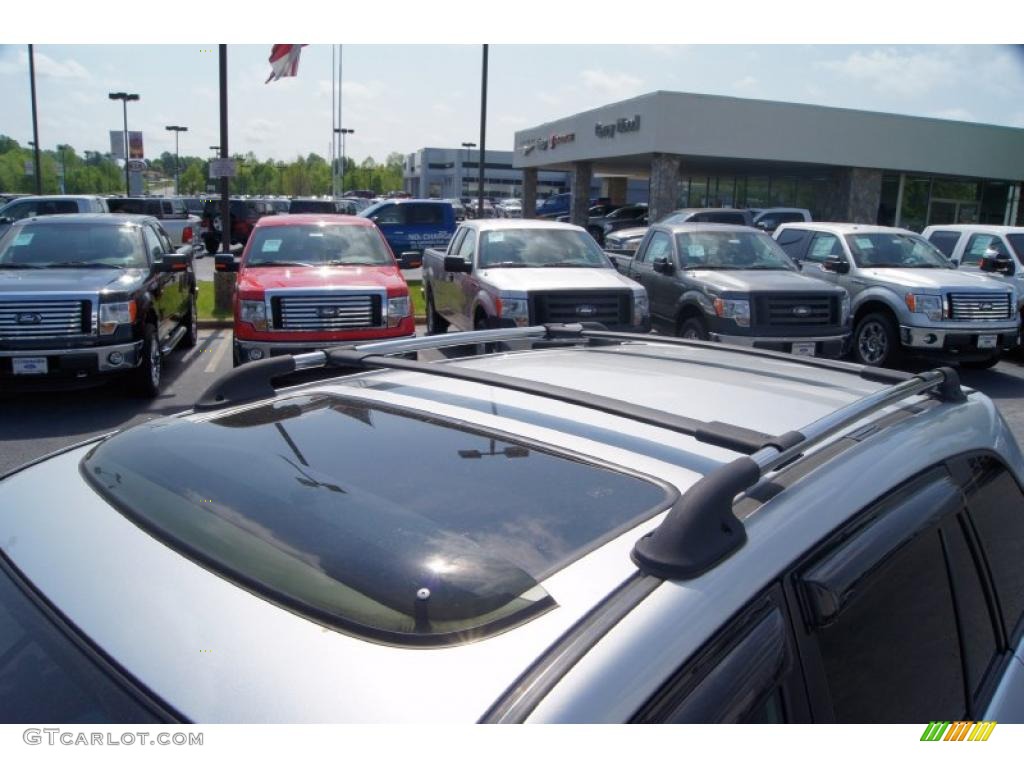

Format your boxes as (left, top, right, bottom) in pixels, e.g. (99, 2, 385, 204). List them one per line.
(217, 215, 415, 365)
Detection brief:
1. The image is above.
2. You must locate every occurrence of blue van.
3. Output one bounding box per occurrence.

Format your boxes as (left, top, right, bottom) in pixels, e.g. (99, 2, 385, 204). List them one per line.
(360, 199, 456, 268)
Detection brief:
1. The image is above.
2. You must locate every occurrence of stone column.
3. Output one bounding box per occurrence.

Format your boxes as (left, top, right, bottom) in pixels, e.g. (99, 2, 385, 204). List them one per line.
(521, 167, 538, 219)
(649, 153, 682, 224)
(603, 177, 628, 205)
(821, 167, 884, 223)
(570, 161, 592, 227)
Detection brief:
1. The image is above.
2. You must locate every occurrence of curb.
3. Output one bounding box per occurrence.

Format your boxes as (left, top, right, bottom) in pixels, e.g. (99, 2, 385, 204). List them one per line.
(198, 316, 427, 330)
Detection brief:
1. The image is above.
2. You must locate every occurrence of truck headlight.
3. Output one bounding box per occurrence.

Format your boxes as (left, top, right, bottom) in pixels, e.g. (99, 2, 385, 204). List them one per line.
(713, 297, 751, 327)
(633, 291, 649, 327)
(240, 300, 269, 330)
(840, 293, 851, 325)
(905, 293, 943, 322)
(99, 300, 136, 335)
(387, 295, 411, 328)
(499, 297, 530, 327)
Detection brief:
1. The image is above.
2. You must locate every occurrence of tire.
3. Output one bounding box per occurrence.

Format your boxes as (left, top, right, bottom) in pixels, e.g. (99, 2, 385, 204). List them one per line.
(853, 312, 902, 368)
(132, 323, 162, 398)
(425, 289, 449, 336)
(181, 294, 198, 349)
(678, 316, 709, 340)
(961, 355, 1001, 370)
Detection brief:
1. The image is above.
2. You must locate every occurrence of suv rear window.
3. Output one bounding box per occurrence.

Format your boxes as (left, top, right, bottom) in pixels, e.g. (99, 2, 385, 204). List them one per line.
(82, 395, 674, 647)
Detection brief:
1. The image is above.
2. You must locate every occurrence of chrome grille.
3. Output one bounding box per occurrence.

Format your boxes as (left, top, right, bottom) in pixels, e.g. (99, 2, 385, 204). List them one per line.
(949, 293, 1012, 321)
(273, 293, 381, 331)
(532, 291, 630, 325)
(0, 299, 90, 339)
(754, 294, 836, 328)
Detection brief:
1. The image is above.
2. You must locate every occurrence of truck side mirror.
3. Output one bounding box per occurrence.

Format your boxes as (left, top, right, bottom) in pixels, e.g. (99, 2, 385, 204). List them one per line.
(653, 256, 674, 275)
(822, 256, 850, 274)
(980, 249, 1015, 276)
(215, 254, 239, 273)
(444, 255, 472, 273)
(153, 253, 190, 273)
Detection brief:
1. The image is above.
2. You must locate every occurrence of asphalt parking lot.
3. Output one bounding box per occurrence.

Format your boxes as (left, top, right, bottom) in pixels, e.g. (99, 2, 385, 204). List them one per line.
(1, 330, 1023, 476)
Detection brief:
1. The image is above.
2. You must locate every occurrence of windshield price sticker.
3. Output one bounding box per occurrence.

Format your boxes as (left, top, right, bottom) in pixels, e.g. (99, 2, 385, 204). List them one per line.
(856, 237, 875, 249)
(261, 239, 283, 253)
(12, 233, 34, 247)
(687, 245, 705, 258)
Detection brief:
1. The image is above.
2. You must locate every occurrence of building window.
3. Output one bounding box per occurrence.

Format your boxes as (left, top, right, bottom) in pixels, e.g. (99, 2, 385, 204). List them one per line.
(877, 174, 900, 227)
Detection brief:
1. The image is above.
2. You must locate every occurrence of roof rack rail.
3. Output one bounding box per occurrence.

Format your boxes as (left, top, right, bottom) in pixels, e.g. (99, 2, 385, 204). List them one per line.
(194, 323, 967, 579)
(631, 365, 966, 579)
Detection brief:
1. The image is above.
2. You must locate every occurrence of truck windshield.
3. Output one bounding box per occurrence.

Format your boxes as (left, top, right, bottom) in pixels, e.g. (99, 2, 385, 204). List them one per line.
(674, 231, 796, 270)
(0, 222, 147, 269)
(845, 233, 951, 269)
(246, 224, 393, 267)
(479, 229, 611, 268)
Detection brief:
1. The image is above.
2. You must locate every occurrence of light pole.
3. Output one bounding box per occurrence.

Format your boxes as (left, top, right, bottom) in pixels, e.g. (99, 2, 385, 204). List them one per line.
(108, 92, 139, 196)
(57, 144, 71, 193)
(165, 125, 188, 195)
(335, 128, 353, 194)
(460, 142, 476, 200)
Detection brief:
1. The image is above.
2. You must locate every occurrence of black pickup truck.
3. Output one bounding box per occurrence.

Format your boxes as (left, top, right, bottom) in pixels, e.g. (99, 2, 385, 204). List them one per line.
(0, 213, 197, 396)
(609, 222, 851, 358)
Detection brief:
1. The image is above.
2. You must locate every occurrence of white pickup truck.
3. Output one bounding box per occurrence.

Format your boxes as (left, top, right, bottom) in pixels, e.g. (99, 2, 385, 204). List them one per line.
(421, 219, 650, 334)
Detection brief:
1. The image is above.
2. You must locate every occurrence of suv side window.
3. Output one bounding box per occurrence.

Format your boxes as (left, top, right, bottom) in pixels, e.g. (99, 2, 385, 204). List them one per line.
(0, 201, 34, 220)
(633, 591, 800, 723)
(798, 468, 974, 723)
(640, 231, 672, 265)
(960, 455, 1024, 645)
(927, 230, 962, 258)
(805, 232, 843, 265)
(370, 204, 401, 226)
(776, 228, 810, 260)
(407, 204, 445, 226)
(963, 234, 1011, 266)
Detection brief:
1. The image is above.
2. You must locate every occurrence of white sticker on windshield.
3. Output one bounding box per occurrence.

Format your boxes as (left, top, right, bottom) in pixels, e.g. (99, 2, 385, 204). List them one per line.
(307, 232, 324, 238)
(12, 233, 34, 247)
(489, 232, 505, 242)
(262, 239, 282, 253)
(855, 237, 875, 249)
(687, 245, 705, 257)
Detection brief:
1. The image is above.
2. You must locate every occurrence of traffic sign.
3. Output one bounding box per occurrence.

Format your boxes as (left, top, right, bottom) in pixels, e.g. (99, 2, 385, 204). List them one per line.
(126, 159, 147, 172)
(209, 158, 237, 178)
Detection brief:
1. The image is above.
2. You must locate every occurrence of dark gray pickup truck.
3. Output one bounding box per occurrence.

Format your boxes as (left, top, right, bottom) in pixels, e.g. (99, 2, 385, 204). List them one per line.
(608, 222, 851, 358)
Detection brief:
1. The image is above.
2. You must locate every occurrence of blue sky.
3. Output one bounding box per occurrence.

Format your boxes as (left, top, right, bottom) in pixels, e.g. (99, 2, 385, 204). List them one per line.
(1, 44, 1022, 164)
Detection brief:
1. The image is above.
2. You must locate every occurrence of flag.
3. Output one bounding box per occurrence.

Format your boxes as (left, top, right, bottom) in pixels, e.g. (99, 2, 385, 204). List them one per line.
(266, 44, 306, 83)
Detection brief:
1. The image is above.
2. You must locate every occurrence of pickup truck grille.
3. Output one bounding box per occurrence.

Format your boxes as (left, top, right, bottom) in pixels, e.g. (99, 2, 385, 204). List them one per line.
(0, 299, 91, 339)
(272, 293, 382, 331)
(531, 291, 630, 326)
(753, 294, 837, 329)
(949, 293, 1012, 321)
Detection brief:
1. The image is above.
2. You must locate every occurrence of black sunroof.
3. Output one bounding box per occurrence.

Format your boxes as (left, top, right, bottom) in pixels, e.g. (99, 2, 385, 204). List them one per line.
(82, 393, 675, 647)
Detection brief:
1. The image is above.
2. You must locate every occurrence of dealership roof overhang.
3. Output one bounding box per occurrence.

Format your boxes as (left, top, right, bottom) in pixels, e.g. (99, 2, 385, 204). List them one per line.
(513, 91, 1024, 181)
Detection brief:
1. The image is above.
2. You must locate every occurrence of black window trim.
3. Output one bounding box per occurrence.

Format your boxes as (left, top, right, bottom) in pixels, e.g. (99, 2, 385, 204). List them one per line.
(0, 549, 185, 723)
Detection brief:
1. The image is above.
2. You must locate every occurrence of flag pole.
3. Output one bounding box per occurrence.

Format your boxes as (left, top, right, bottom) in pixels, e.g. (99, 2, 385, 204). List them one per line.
(331, 45, 336, 197)
(337, 45, 343, 196)
(477, 44, 488, 218)
(28, 44, 42, 195)
(219, 44, 230, 255)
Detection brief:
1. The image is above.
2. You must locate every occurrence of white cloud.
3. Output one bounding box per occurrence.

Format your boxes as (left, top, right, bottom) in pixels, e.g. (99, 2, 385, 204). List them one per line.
(929, 107, 975, 122)
(0, 49, 91, 80)
(244, 118, 279, 145)
(733, 75, 758, 89)
(580, 68, 643, 99)
(819, 48, 955, 96)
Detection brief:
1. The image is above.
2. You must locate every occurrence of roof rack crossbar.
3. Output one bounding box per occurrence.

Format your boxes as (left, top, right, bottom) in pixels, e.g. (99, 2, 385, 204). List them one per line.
(630, 366, 966, 580)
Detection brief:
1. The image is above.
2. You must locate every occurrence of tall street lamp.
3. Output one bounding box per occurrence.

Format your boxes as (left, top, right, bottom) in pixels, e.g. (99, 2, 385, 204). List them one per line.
(460, 142, 476, 200)
(57, 144, 71, 193)
(165, 125, 188, 195)
(335, 128, 353, 194)
(108, 91, 139, 196)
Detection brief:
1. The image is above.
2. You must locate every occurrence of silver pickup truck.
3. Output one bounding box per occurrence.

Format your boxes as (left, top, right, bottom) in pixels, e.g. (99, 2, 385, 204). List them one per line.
(421, 219, 650, 334)
(775, 223, 1018, 368)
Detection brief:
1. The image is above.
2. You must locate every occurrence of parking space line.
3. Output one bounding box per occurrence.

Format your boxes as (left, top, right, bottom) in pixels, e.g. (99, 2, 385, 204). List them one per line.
(181, 330, 221, 367)
(204, 333, 231, 373)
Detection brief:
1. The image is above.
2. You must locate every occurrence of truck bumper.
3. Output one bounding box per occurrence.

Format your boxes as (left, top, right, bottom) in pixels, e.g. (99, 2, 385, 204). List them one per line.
(235, 334, 417, 364)
(0, 340, 144, 383)
(709, 332, 850, 359)
(900, 324, 1018, 356)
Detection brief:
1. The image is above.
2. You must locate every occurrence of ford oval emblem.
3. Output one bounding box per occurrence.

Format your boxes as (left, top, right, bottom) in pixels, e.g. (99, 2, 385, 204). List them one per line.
(792, 306, 811, 317)
(16, 312, 42, 325)
(980, 302, 993, 311)
(318, 306, 339, 318)
(576, 305, 597, 317)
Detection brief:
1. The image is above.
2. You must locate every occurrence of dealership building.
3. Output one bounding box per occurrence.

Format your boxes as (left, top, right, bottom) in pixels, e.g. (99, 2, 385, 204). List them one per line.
(513, 91, 1024, 231)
